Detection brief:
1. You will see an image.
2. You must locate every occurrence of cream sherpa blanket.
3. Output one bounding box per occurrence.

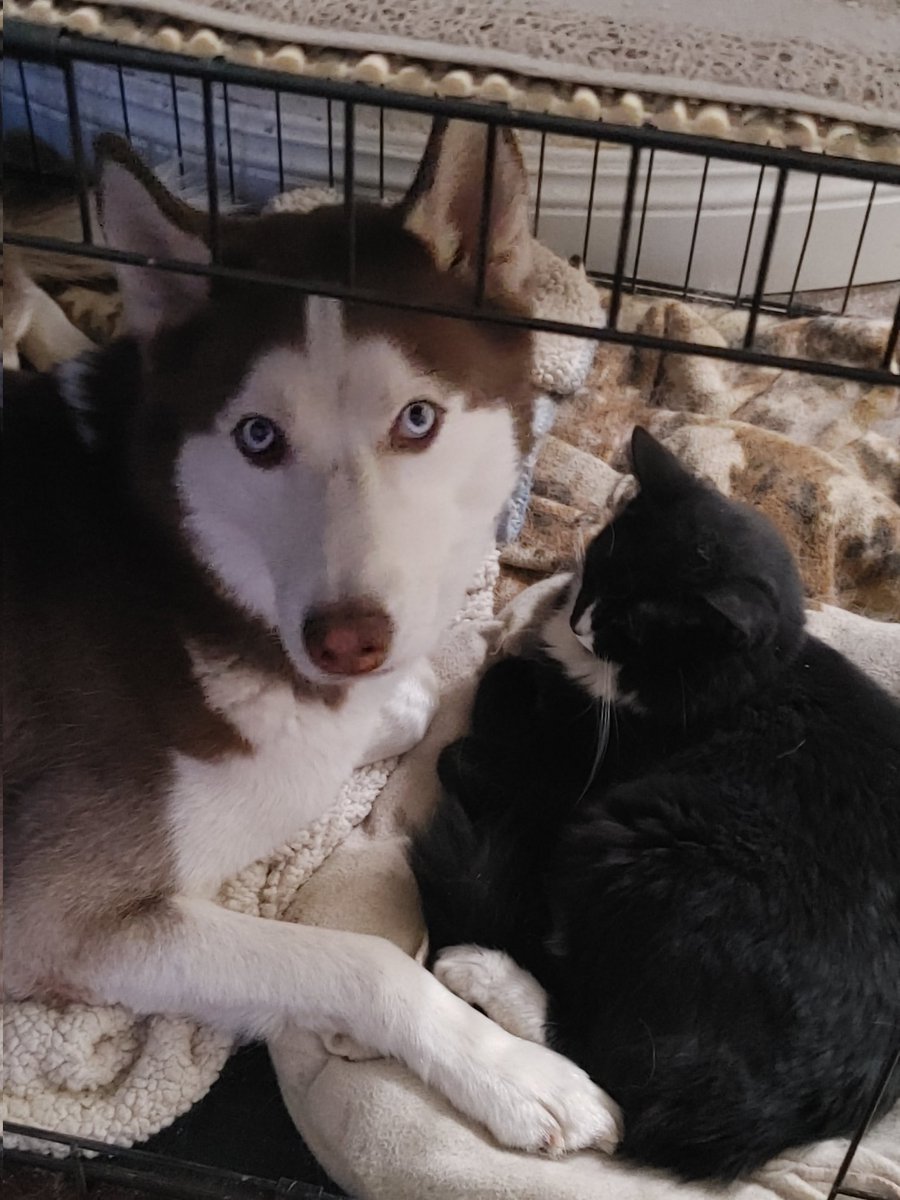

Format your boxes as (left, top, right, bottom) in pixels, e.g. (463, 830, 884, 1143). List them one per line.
(4, 191, 900, 1199)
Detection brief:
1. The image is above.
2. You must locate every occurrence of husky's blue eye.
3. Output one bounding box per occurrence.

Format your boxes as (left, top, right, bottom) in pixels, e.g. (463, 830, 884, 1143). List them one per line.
(401, 402, 436, 436)
(234, 415, 287, 466)
(390, 400, 443, 451)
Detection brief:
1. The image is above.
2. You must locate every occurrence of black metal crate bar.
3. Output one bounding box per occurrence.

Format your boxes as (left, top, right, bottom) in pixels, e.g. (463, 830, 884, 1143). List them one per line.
(3, 1122, 346, 1198)
(4, 17, 900, 391)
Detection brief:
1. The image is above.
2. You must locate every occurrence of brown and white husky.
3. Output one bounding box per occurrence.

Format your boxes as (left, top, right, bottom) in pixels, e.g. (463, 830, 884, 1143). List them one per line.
(4, 120, 621, 1157)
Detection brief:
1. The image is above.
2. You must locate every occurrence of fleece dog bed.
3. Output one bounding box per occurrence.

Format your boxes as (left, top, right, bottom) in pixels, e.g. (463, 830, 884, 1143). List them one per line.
(266, 291, 900, 1200)
(4, 186, 900, 1197)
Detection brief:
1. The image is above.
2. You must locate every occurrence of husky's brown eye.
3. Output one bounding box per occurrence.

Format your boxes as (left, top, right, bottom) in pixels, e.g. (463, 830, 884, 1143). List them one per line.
(390, 400, 443, 452)
(233, 415, 287, 467)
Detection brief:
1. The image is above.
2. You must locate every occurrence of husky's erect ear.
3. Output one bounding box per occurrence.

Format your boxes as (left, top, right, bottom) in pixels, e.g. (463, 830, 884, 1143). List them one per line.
(630, 427, 696, 499)
(401, 119, 532, 297)
(95, 134, 210, 340)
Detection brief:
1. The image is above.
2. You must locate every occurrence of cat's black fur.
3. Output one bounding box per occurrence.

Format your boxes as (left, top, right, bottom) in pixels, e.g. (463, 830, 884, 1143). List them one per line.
(410, 428, 900, 1180)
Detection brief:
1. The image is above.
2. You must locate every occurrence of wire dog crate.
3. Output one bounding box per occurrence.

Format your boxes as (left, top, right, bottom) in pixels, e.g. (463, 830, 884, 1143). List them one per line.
(3, 1123, 346, 1198)
(2, 15, 899, 1200)
(4, 19, 900, 386)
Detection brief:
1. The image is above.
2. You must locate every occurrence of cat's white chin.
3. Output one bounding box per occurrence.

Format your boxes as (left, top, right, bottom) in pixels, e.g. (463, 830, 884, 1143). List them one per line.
(541, 590, 622, 703)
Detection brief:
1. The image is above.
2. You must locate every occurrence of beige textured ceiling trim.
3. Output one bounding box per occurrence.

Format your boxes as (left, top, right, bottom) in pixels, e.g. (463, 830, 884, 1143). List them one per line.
(5, 0, 899, 165)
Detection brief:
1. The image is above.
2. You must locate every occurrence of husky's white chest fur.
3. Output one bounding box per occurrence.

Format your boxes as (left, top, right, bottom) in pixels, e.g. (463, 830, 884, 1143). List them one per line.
(169, 649, 435, 894)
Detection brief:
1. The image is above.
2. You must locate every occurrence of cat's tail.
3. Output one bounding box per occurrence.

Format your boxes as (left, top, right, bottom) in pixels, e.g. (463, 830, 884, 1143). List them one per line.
(409, 791, 525, 965)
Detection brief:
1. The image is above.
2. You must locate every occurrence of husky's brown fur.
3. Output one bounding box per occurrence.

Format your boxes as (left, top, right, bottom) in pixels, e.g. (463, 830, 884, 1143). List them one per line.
(3, 120, 621, 1156)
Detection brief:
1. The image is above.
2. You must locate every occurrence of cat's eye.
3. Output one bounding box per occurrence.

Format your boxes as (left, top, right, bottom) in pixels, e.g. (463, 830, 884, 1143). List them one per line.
(390, 400, 443, 452)
(233, 415, 288, 467)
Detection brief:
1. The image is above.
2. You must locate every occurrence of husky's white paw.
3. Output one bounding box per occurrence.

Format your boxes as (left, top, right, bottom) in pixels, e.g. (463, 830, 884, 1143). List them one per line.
(435, 1025, 623, 1157)
(360, 660, 440, 764)
(435, 944, 548, 1045)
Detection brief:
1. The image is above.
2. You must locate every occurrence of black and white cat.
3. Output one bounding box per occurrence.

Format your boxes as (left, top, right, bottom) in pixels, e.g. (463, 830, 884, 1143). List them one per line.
(410, 427, 900, 1180)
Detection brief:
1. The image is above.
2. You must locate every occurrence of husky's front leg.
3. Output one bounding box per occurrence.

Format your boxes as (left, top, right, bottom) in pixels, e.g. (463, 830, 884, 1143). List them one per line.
(357, 659, 440, 765)
(86, 898, 621, 1156)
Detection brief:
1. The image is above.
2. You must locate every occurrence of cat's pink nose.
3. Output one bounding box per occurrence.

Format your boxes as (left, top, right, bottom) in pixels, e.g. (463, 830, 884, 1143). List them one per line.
(303, 600, 392, 676)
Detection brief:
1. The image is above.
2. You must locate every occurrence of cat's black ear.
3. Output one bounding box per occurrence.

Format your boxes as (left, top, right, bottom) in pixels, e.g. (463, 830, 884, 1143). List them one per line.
(703, 580, 776, 647)
(630, 427, 694, 499)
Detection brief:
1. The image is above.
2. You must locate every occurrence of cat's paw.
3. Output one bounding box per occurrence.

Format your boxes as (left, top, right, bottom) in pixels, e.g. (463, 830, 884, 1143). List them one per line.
(358, 660, 439, 764)
(322, 1031, 382, 1061)
(494, 574, 573, 658)
(435, 944, 548, 1045)
(432, 947, 622, 1156)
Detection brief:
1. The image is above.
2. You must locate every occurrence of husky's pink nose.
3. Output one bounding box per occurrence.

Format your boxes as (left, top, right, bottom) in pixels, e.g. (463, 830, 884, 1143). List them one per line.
(303, 601, 393, 676)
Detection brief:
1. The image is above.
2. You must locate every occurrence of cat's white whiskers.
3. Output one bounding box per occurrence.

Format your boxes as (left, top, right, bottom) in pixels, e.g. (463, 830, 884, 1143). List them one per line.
(573, 696, 610, 809)
(574, 530, 588, 569)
